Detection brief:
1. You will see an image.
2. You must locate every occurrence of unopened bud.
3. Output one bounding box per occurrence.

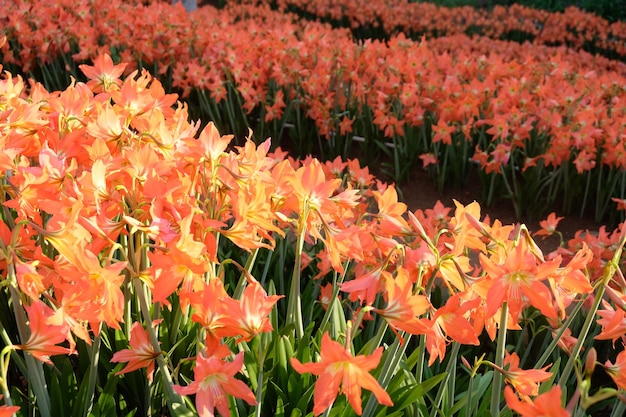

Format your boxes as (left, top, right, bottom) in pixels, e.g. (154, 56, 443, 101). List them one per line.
(585, 347, 597, 379)
(461, 356, 471, 370)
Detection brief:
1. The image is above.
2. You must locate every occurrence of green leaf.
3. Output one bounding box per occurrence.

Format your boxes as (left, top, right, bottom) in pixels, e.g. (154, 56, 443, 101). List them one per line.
(169, 401, 196, 417)
(90, 373, 118, 417)
(50, 372, 67, 417)
(388, 373, 447, 414)
(294, 382, 315, 413)
(450, 371, 493, 417)
(374, 410, 404, 417)
(275, 335, 291, 388)
(289, 409, 303, 417)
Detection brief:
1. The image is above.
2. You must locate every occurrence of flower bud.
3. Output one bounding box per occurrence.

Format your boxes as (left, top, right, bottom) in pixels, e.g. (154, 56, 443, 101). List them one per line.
(585, 347, 597, 379)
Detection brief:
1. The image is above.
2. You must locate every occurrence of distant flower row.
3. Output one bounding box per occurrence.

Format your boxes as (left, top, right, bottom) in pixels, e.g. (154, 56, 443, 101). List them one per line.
(253, 0, 626, 61)
(2, 0, 626, 222)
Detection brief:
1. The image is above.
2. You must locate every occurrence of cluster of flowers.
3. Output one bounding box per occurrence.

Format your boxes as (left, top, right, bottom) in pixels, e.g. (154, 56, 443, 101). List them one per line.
(257, 0, 626, 60)
(3, 42, 626, 415)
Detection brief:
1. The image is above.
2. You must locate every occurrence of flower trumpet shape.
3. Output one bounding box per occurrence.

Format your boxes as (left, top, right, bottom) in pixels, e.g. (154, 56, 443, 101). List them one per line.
(174, 349, 256, 417)
(111, 322, 161, 383)
(290, 332, 393, 415)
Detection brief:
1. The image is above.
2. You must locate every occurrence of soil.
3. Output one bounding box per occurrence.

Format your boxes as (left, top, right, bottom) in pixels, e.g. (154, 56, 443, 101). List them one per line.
(395, 163, 606, 254)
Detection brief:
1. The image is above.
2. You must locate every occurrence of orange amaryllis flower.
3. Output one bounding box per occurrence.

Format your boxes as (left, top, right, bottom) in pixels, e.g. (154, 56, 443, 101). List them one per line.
(595, 300, 626, 345)
(421, 293, 481, 366)
(290, 159, 342, 216)
(78, 53, 127, 93)
(373, 267, 430, 338)
(188, 121, 233, 164)
(185, 279, 243, 352)
(173, 349, 256, 417)
(603, 349, 626, 390)
(111, 322, 161, 383)
(222, 279, 283, 342)
(548, 244, 593, 318)
(534, 212, 564, 239)
(478, 239, 560, 326)
(504, 385, 569, 417)
(15, 301, 72, 364)
(496, 352, 552, 398)
(290, 332, 393, 416)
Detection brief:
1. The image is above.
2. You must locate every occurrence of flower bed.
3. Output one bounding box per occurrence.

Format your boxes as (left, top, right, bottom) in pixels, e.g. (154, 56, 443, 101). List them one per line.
(2, 2, 626, 411)
(2, 26, 626, 414)
(251, 0, 626, 61)
(3, 0, 626, 223)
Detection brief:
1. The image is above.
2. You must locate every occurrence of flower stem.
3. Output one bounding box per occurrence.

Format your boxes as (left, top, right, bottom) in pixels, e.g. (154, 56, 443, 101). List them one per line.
(434, 342, 460, 411)
(0, 347, 14, 407)
(82, 325, 102, 417)
(287, 209, 308, 339)
(132, 277, 190, 415)
(362, 333, 411, 417)
(490, 302, 508, 417)
(254, 335, 267, 417)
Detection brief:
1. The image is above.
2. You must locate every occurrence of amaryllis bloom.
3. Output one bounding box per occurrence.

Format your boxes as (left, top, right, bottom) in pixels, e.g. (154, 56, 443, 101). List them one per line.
(499, 352, 552, 398)
(504, 385, 569, 417)
(603, 349, 626, 391)
(78, 53, 127, 93)
(477, 239, 561, 326)
(222, 279, 283, 342)
(373, 267, 430, 337)
(173, 350, 256, 417)
(534, 212, 564, 239)
(290, 332, 393, 415)
(15, 301, 72, 364)
(111, 322, 161, 383)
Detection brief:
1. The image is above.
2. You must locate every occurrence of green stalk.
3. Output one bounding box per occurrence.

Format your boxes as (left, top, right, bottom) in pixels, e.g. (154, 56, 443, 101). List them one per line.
(132, 277, 190, 415)
(534, 295, 586, 369)
(580, 168, 592, 218)
(558, 233, 626, 387)
(434, 342, 460, 412)
(253, 335, 267, 417)
(490, 302, 508, 417)
(0, 347, 14, 407)
(610, 398, 626, 417)
(233, 247, 260, 300)
(393, 134, 401, 183)
(318, 265, 349, 333)
(362, 334, 412, 417)
(82, 324, 102, 417)
(414, 334, 426, 384)
(286, 207, 309, 339)
(0, 318, 26, 377)
(464, 359, 483, 417)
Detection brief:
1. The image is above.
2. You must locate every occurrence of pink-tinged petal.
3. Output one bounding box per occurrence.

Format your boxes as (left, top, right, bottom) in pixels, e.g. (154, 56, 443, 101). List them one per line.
(525, 281, 557, 319)
(222, 377, 256, 406)
(486, 279, 507, 316)
(342, 365, 364, 415)
(358, 371, 393, 407)
(351, 346, 384, 372)
(290, 357, 328, 375)
(173, 380, 201, 396)
(197, 385, 219, 417)
(313, 367, 342, 416)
